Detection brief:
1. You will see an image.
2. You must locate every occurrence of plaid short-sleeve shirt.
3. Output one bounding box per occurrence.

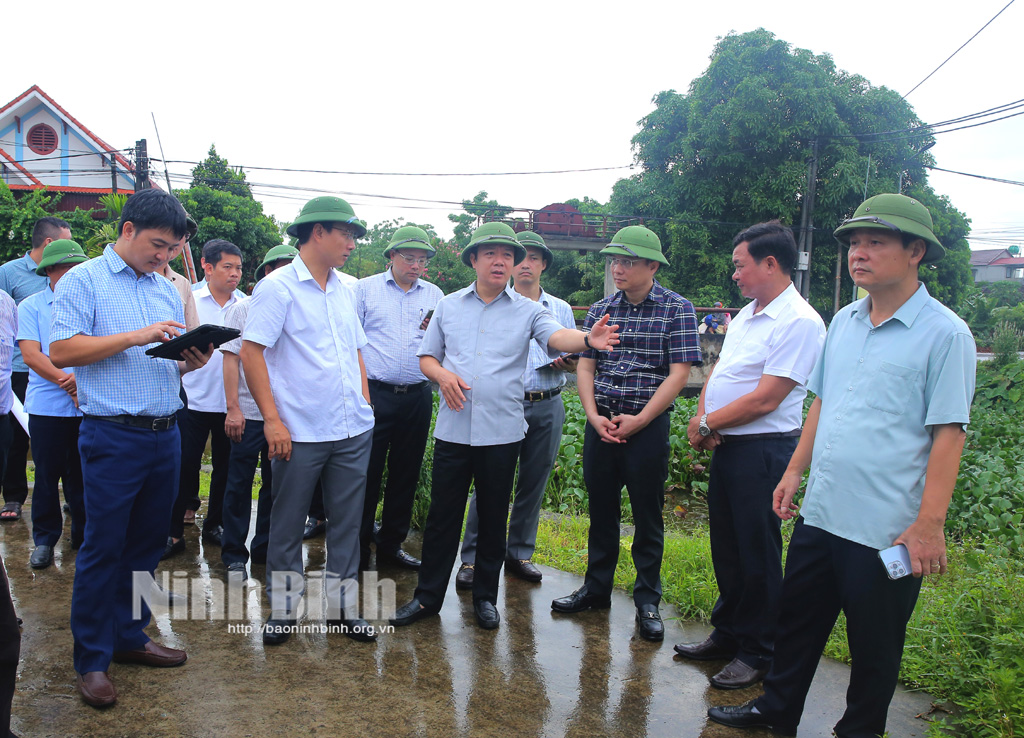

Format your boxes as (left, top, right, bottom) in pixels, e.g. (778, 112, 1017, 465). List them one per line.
(583, 280, 701, 414)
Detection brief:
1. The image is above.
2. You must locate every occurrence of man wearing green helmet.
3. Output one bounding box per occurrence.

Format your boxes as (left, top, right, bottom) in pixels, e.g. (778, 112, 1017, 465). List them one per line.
(391, 221, 620, 631)
(710, 194, 976, 737)
(355, 225, 443, 572)
(550, 225, 702, 642)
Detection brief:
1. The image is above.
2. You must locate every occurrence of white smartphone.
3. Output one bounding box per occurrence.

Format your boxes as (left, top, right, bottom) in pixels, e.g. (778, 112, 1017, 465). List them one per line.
(878, 543, 912, 580)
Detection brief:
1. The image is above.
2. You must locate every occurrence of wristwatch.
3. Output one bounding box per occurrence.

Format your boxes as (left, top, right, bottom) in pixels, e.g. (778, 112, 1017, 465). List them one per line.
(698, 413, 712, 438)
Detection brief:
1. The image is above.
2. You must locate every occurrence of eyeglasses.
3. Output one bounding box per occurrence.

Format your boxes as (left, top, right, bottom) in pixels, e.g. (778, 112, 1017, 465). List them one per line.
(395, 252, 429, 266)
(607, 257, 638, 269)
(327, 224, 359, 240)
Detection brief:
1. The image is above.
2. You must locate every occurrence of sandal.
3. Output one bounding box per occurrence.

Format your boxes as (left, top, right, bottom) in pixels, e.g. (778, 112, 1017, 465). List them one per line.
(0, 502, 22, 521)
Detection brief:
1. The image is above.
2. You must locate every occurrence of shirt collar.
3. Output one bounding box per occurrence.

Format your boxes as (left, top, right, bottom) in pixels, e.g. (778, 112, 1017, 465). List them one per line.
(608, 279, 666, 307)
(754, 282, 799, 319)
(22, 253, 39, 271)
(466, 281, 516, 303)
(293, 254, 339, 293)
(851, 282, 930, 328)
(385, 268, 421, 291)
(103, 243, 155, 281)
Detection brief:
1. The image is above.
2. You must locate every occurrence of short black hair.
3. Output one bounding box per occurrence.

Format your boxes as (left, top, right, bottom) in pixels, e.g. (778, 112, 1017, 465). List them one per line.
(31, 216, 70, 249)
(118, 189, 188, 240)
(732, 220, 798, 275)
(202, 239, 242, 266)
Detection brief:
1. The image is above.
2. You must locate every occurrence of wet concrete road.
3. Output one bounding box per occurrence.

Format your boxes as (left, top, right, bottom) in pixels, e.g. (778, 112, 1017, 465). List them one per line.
(1, 506, 937, 737)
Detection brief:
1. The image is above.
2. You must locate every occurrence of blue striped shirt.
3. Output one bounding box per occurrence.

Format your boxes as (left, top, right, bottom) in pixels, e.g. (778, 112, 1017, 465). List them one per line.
(50, 244, 184, 417)
(0, 291, 16, 414)
(0, 253, 48, 372)
(523, 288, 577, 393)
(356, 269, 443, 385)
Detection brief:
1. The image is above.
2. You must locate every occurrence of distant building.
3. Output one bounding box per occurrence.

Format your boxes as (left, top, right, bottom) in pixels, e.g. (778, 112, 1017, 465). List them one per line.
(970, 249, 1024, 284)
(0, 85, 136, 211)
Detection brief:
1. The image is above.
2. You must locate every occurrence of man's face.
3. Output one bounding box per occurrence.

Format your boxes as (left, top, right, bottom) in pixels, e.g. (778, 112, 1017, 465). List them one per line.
(263, 258, 292, 278)
(470, 245, 515, 290)
(731, 241, 773, 301)
(608, 254, 657, 295)
(120, 223, 181, 275)
(514, 247, 546, 287)
(321, 223, 358, 268)
(204, 253, 243, 293)
(847, 228, 924, 290)
(389, 248, 428, 285)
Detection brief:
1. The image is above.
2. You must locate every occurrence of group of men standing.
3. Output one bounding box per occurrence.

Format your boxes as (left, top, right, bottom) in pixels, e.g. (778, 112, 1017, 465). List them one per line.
(0, 187, 975, 738)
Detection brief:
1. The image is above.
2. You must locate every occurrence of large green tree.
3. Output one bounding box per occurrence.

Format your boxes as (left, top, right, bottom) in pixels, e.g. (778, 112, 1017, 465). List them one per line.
(611, 29, 972, 317)
(447, 191, 513, 248)
(0, 182, 110, 261)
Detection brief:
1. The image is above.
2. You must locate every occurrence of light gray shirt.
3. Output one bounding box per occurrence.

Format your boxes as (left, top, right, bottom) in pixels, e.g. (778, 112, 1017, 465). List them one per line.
(418, 283, 563, 446)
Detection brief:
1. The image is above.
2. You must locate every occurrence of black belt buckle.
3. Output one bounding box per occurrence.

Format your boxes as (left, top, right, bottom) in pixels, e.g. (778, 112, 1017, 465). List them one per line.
(150, 416, 175, 431)
(393, 384, 409, 394)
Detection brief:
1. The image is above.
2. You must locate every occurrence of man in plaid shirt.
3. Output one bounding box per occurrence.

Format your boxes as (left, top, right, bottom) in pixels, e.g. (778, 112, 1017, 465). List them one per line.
(551, 226, 701, 641)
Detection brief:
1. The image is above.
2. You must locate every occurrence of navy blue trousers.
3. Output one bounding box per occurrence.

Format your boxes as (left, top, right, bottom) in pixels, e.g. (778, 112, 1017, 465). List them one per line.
(221, 419, 272, 567)
(28, 415, 85, 548)
(71, 418, 180, 674)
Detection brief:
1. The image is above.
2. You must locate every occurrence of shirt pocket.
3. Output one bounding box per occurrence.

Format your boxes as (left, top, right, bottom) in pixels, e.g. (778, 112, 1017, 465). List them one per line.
(866, 361, 919, 416)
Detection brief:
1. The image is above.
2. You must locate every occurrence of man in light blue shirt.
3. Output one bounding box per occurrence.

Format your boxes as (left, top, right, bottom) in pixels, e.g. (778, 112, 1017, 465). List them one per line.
(50, 189, 212, 708)
(458, 231, 577, 587)
(17, 239, 88, 570)
(710, 194, 976, 738)
(0, 216, 70, 521)
(356, 226, 443, 572)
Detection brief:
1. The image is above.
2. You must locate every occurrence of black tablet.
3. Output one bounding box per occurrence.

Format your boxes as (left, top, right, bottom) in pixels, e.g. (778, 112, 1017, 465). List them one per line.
(144, 324, 241, 361)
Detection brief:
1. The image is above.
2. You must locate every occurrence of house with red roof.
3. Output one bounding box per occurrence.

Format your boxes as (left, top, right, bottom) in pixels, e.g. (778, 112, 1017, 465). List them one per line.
(970, 248, 1024, 284)
(0, 85, 136, 211)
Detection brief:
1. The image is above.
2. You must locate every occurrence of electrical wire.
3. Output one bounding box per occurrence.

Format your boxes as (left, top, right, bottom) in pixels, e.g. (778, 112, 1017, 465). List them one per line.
(927, 165, 1024, 187)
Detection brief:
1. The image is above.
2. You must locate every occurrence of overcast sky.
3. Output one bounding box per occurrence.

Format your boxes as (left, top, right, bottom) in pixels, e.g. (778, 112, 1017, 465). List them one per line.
(6, 0, 1022, 249)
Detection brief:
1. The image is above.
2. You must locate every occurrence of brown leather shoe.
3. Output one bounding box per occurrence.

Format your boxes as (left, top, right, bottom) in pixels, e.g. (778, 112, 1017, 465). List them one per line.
(77, 671, 117, 707)
(710, 657, 769, 690)
(112, 640, 187, 667)
(504, 557, 543, 582)
(673, 635, 737, 661)
(455, 563, 474, 591)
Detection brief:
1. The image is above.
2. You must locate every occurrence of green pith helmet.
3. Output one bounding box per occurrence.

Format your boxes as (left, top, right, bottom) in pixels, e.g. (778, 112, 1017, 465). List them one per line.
(384, 226, 436, 259)
(36, 239, 87, 276)
(516, 230, 553, 266)
(599, 225, 669, 265)
(833, 194, 945, 264)
(285, 196, 367, 240)
(255, 243, 299, 280)
(184, 211, 198, 241)
(460, 222, 526, 267)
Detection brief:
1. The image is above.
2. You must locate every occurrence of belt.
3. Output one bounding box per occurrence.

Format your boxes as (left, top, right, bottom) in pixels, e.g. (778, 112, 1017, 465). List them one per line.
(719, 430, 801, 444)
(368, 379, 429, 395)
(524, 388, 561, 402)
(90, 414, 177, 431)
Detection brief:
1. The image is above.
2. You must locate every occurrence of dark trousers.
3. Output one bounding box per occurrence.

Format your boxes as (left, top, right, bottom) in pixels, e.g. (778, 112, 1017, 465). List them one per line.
(0, 415, 18, 736)
(72, 418, 180, 673)
(582, 411, 670, 607)
(755, 520, 923, 738)
(415, 440, 520, 609)
(1, 373, 29, 505)
(221, 419, 272, 567)
(170, 409, 230, 539)
(28, 415, 86, 548)
(707, 435, 797, 670)
(361, 383, 432, 562)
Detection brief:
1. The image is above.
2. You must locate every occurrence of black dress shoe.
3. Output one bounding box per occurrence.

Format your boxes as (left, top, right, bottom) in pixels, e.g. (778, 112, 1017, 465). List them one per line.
(377, 548, 421, 570)
(711, 657, 770, 690)
(390, 598, 439, 627)
(474, 600, 500, 630)
(201, 525, 223, 546)
(226, 561, 248, 579)
(328, 617, 377, 642)
(455, 563, 474, 591)
(635, 604, 664, 641)
(30, 545, 54, 569)
(160, 537, 185, 561)
(551, 586, 612, 613)
(262, 617, 297, 645)
(673, 634, 737, 661)
(707, 700, 796, 736)
(504, 557, 543, 582)
(303, 518, 326, 540)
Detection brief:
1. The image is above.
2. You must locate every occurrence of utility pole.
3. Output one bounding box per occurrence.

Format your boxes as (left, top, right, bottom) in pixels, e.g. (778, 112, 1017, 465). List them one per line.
(134, 139, 150, 191)
(796, 138, 819, 299)
(110, 154, 118, 194)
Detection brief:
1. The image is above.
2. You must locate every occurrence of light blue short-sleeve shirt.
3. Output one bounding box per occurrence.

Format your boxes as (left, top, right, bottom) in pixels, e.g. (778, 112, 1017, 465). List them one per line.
(17, 288, 81, 417)
(800, 284, 976, 550)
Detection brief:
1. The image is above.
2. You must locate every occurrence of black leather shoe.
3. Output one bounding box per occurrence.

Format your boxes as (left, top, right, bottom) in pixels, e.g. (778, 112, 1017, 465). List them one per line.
(707, 700, 795, 735)
(378, 548, 421, 570)
(160, 537, 185, 561)
(303, 518, 326, 540)
(474, 600, 500, 630)
(455, 563, 474, 591)
(262, 617, 297, 645)
(711, 657, 770, 690)
(390, 598, 439, 627)
(551, 586, 611, 614)
(201, 525, 223, 546)
(673, 634, 737, 661)
(504, 557, 543, 582)
(30, 545, 54, 569)
(226, 561, 248, 579)
(328, 617, 377, 642)
(635, 604, 664, 641)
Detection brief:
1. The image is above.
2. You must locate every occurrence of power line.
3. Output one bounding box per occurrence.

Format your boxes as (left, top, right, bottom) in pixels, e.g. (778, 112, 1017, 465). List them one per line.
(903, 0, 1017, 97)
(927, 165, 1024, 187)
(152, 160, 633, 177)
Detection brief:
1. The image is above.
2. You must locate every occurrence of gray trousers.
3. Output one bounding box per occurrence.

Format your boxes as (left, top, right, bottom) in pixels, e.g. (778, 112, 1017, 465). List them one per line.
(461, 395, 564, 563)
(265, 431, 372, 620)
